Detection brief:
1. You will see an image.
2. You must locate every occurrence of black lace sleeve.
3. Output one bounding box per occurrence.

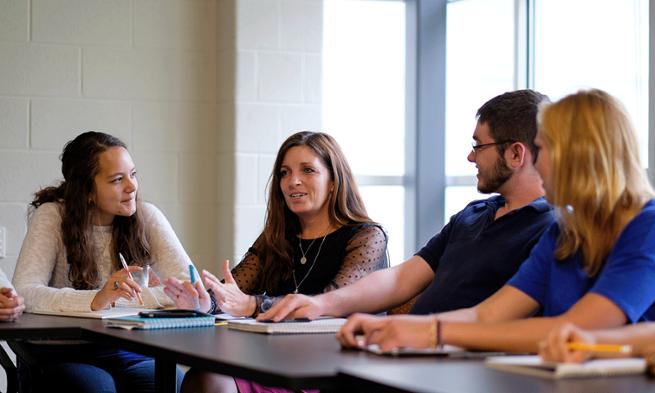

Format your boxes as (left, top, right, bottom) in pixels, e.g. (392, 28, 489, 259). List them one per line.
(323, 224, 388, 293)
(230, 250, 262, 295)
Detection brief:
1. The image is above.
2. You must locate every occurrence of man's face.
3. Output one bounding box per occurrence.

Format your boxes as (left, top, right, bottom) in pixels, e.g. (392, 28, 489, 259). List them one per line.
(467, 122, 513, 194)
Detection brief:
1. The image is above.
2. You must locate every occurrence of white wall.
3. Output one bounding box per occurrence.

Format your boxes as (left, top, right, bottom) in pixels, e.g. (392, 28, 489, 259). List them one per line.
(0, 0, 322, 388)
(216, 0, 323, 266)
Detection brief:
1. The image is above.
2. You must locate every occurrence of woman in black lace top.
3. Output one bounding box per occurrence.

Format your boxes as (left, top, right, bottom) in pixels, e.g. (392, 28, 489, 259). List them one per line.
(165, 131, 388, 393)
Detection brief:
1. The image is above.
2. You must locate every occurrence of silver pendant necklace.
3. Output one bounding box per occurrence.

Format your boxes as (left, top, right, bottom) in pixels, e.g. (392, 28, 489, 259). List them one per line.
(292, 234, 328, 294)
(298, 237, 318, 265)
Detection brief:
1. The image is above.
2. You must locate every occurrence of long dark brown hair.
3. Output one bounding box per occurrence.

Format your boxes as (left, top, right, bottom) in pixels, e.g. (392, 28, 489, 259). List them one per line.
(253, 131, 374, 293)
(30, 131, 151, 289)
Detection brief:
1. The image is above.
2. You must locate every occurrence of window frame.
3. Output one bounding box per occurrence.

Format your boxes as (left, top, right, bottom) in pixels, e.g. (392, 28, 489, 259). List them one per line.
(412, 0, 653, 250)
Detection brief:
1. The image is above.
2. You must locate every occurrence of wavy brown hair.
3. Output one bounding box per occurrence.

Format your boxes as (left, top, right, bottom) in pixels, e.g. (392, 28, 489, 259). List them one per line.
(30, 131, 151, 289)
(538, 89, 654, 276)
(252, 131, 375, 293)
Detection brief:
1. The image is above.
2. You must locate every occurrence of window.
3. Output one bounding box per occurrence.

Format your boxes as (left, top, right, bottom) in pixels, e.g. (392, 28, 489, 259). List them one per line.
(322, 0, 407, 264)
(444, 0, 650, 223)
(533, 0, 650, 164)
(444, 0, 515, 220)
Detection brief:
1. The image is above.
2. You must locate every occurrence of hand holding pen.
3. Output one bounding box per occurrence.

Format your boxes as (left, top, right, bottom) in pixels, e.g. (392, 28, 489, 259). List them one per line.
(90, 257, 144, 310)
(163, 266, 211, 312)
(119, 253, 145, 306)
(539, 322, 630, 364)
(188, 265, 201, 311)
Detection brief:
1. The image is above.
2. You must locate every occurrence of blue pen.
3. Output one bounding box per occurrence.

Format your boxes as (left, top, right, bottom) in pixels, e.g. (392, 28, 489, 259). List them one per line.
(188, 265, 201, 311)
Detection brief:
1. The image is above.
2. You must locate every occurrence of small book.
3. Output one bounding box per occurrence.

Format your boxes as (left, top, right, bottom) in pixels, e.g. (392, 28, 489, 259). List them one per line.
(485, 355, 647, 379)
(227, 317, 347, 334)
(105, 314, 216, 330)
(29, 307, 154, 320)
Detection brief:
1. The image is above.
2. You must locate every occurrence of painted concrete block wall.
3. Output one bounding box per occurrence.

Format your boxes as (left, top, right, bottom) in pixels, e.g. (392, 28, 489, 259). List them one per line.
(0, 0, 220, 282)
(218, 0, 323, 265)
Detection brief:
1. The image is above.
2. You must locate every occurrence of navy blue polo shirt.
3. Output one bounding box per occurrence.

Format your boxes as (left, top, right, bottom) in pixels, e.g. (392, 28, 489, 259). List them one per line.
(410, 195, 554, 315)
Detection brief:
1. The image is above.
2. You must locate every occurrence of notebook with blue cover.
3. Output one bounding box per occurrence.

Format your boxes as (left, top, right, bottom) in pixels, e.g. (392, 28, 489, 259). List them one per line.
(105, 314, 216, 330)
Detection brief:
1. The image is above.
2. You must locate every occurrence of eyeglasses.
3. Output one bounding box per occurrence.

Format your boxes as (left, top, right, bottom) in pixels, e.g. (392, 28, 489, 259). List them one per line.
(471, 140, 516, 153)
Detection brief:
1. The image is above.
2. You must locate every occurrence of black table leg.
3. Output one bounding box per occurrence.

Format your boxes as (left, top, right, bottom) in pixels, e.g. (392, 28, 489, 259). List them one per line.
(154, 357, 177, 393)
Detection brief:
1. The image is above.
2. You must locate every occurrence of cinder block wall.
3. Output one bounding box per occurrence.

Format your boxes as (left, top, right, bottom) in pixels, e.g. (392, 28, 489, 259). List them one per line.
(218, 0, 323, 266)
(0, 0, 323, 387)
(0, 0, 322, 274)
(0, 0, 220, 278)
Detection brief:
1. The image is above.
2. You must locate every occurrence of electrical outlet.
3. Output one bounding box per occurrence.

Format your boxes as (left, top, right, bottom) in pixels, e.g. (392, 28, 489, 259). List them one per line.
(0, 227, 5, 258)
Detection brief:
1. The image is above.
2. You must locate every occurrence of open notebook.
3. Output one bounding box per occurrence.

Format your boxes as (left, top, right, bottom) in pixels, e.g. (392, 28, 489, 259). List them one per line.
(485, 355, 647, 379)
(227, 318, 346, 334)
(29, 307, 155, 320)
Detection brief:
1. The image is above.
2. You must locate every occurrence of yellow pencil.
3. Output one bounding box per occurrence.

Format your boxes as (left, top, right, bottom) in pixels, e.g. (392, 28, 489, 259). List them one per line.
(215, 321, 228, 327)
(567, 342, 632, 354)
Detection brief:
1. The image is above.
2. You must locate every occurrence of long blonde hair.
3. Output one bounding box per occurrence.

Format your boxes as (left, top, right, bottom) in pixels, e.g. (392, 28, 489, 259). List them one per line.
(538, 89, 654, 276)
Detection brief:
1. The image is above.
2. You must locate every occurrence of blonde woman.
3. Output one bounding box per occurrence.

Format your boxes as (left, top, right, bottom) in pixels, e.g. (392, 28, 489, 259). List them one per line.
(338, 89, 655, 353)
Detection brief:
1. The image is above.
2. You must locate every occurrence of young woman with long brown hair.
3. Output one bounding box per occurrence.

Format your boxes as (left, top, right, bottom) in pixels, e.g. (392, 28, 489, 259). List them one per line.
(13, 131, 193, 392)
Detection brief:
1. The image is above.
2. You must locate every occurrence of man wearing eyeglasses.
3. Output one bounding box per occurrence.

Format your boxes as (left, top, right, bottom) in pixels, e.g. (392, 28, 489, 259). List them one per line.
(258, 89, 555, 321)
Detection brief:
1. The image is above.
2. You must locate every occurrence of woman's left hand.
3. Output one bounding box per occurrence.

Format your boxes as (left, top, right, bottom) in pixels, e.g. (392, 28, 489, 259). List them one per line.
(337, 313, 435, 352)
(539, 322, 595, 363)
(163, 277, 211, 313)
(202, 260, 255, 317)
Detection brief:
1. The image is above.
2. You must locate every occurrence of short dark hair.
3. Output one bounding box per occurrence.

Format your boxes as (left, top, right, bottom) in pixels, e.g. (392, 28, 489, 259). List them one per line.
(476, 89, 549, 159)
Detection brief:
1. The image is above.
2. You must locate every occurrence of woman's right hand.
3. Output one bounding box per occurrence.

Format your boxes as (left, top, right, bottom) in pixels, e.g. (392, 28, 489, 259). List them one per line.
(91, 266, 143, 311)
(163, 277, 211, 313)
(202, 260, 255, 317)
(539, 322, 596, 363)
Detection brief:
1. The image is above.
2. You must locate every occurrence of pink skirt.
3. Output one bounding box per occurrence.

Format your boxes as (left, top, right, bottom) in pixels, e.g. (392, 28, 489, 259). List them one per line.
(235, 378, 319, 393)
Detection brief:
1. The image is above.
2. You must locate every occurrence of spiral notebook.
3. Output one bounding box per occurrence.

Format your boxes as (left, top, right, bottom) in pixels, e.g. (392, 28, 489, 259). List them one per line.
(485, 355, 647, 379)
(106, 315, 216, 330)
(227, 317, 346, 334)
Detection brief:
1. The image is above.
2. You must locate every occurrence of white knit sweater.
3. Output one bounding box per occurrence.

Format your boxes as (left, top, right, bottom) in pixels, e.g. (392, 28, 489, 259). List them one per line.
(13, 202, 193, 313)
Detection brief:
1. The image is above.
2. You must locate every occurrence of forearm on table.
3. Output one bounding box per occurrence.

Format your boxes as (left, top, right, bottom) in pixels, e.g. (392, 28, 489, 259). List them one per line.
(319, 268, 421, 316)
(442, 317, 564, 353)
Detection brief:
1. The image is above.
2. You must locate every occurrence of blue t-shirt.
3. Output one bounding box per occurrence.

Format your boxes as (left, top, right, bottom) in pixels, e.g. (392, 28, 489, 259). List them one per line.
(508, 199, 655, 322)
(411, 195, 554, 315)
